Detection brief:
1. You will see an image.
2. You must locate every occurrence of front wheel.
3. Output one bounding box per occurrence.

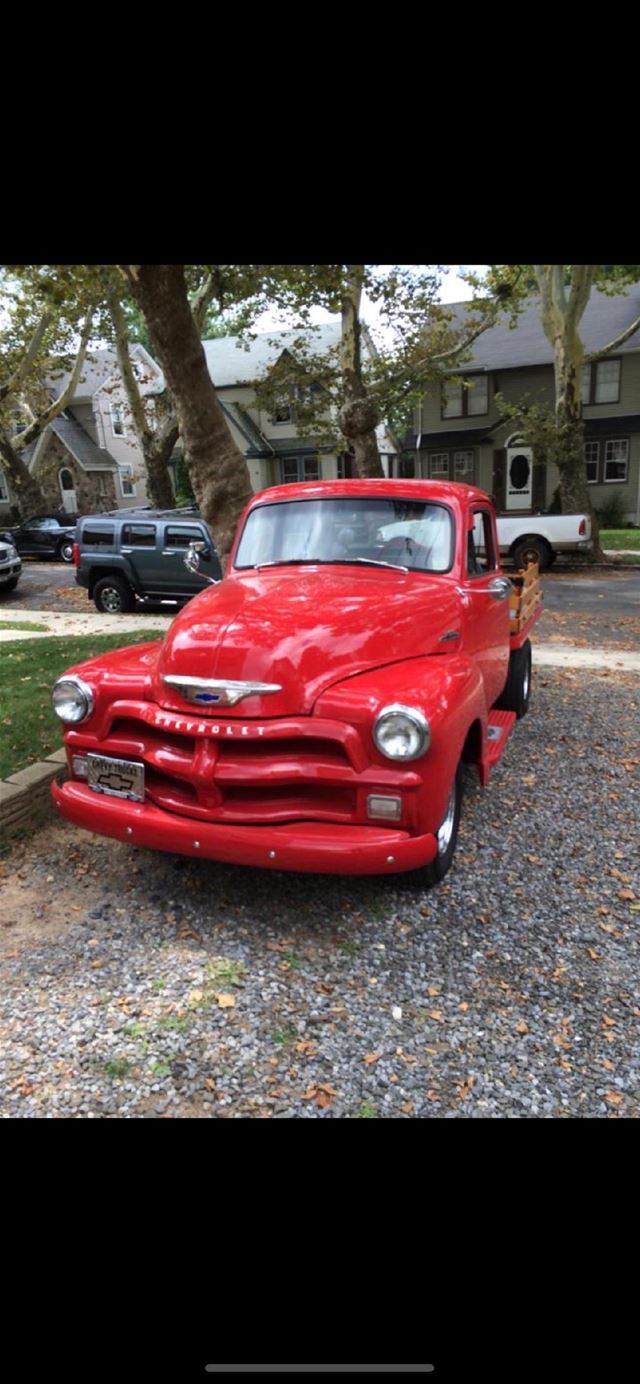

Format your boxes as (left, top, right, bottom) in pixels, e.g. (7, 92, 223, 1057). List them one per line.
(495, 638, 531, 719)
(93, 575, 133, 614)
(399, 765, 463, 890)
(58, 540, 75, 564)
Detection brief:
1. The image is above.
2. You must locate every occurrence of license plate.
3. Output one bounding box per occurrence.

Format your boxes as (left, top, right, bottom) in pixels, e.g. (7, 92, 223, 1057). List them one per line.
(87, 753, 145, 802)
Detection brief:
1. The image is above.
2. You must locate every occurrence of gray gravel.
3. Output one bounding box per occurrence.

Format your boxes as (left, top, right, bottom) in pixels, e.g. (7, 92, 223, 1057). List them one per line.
(1, 667, 639, 1118)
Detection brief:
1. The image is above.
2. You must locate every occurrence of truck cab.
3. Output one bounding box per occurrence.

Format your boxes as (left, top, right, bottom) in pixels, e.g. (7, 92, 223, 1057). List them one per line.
(51, 481, 540, 887)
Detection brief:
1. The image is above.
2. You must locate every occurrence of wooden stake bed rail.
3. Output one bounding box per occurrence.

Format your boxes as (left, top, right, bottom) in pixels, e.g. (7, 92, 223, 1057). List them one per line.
(509, 562, 543, 644)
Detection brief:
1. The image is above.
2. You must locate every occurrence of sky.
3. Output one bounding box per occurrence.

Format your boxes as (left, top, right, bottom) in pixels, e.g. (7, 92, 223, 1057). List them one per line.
(252, 266, 489, 337)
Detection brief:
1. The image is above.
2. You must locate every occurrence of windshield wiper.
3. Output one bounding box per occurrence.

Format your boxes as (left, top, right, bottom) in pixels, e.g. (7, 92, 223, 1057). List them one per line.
(349, 557, 409, 573)
(254, 556, 409, 573)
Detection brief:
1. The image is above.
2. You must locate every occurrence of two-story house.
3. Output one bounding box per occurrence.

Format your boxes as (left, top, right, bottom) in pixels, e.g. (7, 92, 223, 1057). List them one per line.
(397, 284, 640, 524)
(0, 323, 398, 520)
(0, 342, 164, 521)
(200, 322, 397, 490)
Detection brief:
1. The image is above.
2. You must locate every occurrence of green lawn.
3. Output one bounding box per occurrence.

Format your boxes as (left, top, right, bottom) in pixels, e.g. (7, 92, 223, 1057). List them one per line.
(600, 529, 640, 550)
(1, 632, 158, 780)
(0, 620, 50, 632)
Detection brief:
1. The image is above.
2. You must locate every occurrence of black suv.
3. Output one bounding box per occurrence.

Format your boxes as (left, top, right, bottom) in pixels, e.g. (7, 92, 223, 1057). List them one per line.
(74, 508, 223, 613)
(10, 512, 78, 563)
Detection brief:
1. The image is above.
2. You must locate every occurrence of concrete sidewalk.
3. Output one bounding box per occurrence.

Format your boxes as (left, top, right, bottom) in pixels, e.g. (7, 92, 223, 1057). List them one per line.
(0, 609, 174, 642)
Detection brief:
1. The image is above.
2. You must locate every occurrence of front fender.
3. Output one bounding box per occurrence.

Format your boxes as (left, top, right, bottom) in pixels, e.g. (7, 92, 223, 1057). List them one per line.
(314, 654, 488, 834)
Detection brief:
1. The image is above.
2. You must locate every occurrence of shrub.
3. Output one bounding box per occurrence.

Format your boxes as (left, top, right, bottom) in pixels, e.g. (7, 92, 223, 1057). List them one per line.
(596, 492, 627, 528)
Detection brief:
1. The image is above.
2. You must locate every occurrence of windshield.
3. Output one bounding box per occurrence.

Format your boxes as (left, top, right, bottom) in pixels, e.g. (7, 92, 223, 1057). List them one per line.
(235, 498, 454, 574)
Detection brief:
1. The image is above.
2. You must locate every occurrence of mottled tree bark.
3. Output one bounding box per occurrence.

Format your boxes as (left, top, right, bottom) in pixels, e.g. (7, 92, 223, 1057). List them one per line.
(0, 431, 47, 515)
(535, 266, 604, 558)
(121, 265, 253, 562)
(339, 266, 384, 478)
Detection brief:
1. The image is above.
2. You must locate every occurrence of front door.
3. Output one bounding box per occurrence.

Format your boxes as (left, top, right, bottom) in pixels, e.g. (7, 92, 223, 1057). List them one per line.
(59, 468, 77, 513)
(462, 508, 510, 708)
(505, 443, 533, 511)
(157, 523, 220, 596)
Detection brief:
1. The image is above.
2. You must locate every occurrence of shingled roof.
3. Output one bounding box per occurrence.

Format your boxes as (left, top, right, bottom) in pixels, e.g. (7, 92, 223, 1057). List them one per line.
(443, 283, 640, 373)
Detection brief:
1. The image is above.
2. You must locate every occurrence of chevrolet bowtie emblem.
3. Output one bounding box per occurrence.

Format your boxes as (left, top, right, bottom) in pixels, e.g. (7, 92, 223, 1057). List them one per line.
(162, 676, 282, 707)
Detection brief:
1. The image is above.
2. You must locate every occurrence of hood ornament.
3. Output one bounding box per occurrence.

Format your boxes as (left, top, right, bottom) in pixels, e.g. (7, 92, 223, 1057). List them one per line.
(162, 676, 282, 707)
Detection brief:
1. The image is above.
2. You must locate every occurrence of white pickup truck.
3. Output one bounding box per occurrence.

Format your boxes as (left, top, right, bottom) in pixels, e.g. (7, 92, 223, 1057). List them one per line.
(494, 513, 592, 571)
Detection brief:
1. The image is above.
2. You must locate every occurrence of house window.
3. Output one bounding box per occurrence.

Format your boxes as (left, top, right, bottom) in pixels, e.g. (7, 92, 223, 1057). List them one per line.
(280, 456, 321, 484)
(584, 441, 599, 483)
(442, 374, 488, 419)
(337, 454, 355, 479)
(0, 467, 9, 502)
(272, 399, 293, 424)
(582, 358, 621, 405)
(430, 453, 449, 478)
(603, 439, 629, 483)
(111, 404, 126, 437)
(454, 450, 475, 481)
(119, 465, 136, 497)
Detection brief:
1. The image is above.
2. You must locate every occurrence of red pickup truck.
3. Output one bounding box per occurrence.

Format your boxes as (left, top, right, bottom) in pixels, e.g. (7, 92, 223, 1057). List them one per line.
(51, 481, 541, 887)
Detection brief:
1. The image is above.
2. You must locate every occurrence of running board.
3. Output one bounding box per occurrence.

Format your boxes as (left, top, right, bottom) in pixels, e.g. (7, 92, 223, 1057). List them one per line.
(480, 710, 517, 785)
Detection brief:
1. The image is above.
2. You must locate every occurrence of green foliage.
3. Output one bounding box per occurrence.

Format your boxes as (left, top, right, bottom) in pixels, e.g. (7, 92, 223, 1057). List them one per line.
(596, 492, 627, 528)
(173, 452, 196, 506)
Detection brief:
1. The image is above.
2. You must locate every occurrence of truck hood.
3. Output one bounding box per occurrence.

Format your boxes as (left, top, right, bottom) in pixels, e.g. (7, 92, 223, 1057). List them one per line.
(153, 567, 460, 718)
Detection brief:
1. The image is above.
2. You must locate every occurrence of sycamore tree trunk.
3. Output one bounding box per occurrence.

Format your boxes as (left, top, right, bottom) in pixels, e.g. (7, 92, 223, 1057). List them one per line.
(121, 265, 253, 563)
(338, 266, 384, 478)
(535, 265, 604, 560)
(0, 432, 46, 516)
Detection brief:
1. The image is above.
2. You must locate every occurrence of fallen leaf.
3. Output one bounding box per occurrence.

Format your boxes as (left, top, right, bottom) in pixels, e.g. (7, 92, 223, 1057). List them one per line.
(217, 993, 236, 1009)
(526, 854, 540, 864)
(602, 1059, 615, 1072)
(295, 1040, 317, 1056)
(427, 986, 441, 997)
(389, 1074, 398, 1084)
(429, 1010, 443, 1021)
(618, 889, 635, 901)
(363, 1052, 382, 1065)
(604, 1091, 623, 1106)
(458, 1001, 470, 1012)
(400, 1102, 414, 1114)
(205, 1078, 216, 1091)
(516, 1021, 529, 1034)
(587, 949, 600, 961)
(601, 1015, 616, 1028)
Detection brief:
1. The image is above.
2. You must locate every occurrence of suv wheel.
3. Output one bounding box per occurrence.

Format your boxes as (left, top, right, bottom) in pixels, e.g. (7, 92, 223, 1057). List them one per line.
(93, 576, 133, 614)
(58, 539, 75, 564)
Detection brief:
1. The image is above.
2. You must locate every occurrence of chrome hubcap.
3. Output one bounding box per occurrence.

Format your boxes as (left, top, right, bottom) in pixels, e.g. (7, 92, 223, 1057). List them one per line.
(102, 588, 122, 612)
(437, 784, 457, 856)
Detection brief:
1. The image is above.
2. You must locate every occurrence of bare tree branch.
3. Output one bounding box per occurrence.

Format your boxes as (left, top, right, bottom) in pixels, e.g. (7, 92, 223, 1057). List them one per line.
(11, 312, 95, 453)
(585, 314, 640, 362)
(0, 312, 51, 405)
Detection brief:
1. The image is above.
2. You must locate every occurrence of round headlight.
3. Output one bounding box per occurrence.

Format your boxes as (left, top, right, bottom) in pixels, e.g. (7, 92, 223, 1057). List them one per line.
(373, 703, 430, 761)
(52, 675, 94, 724)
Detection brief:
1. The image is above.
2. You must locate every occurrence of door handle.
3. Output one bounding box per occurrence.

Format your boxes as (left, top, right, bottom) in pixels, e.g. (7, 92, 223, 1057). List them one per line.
(161, 550, 179, 556)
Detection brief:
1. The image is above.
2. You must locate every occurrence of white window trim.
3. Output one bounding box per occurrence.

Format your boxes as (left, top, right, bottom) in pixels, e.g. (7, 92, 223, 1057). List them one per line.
(430, 452, 450, 478)
(119, 465, 136, 498)
(110, 402, 127, 438)
(584, 441, 599, 484)
(603, 438, 629, 484)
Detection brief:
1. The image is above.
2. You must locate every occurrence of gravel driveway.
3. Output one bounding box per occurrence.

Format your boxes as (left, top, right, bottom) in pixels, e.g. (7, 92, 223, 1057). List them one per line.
(1, 668, 638, 1119)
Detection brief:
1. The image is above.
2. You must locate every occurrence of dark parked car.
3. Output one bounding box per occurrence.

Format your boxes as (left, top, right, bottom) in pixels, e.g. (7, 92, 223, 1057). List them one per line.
(10, 512, 78, 563)
(0, 533, 22, 593)
(74, 508, 222, 613)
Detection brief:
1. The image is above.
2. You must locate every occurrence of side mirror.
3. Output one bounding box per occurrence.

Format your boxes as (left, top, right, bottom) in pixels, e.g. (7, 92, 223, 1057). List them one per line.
(184, 542, 219, 585)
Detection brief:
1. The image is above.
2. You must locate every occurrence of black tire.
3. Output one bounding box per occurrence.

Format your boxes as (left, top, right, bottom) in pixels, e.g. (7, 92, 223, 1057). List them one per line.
(1, 576, 20, 592)
(58, 539, 75, 564)
(494, 638, 532, 719)
(511, 536, 552, 572)
(93, 575, 133, 614)
(397, 764, 463, 890)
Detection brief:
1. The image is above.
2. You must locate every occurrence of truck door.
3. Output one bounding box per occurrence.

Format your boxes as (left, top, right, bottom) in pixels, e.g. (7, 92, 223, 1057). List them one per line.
(462, 507, 511, 709)
(159, 523, 221, 595)
(120, 521, 160, 592)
